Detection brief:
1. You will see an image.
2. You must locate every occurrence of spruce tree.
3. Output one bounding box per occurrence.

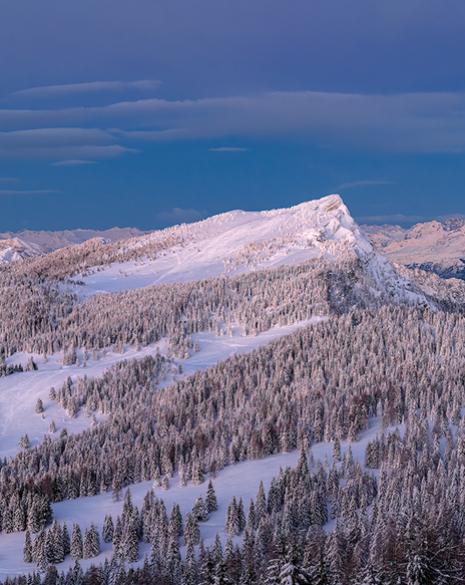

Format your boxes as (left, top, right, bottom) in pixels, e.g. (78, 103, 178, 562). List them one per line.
(70, 523, 83, 560)
(102, 514, 114, 543)
(23, 530, 33, 563)
(206, 480, 218, 513)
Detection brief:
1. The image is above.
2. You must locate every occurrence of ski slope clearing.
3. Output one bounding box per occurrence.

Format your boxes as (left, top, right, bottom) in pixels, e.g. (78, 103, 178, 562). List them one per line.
(0, 344, 157, 459)
(0, 416, 389, 577)
(0, 318, 324, 460)
(162, 317, 326, 386)
(78, 195, 374, 295)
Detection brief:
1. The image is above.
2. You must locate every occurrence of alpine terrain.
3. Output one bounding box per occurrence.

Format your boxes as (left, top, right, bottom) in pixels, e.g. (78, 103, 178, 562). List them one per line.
(0, 194, 464, 584)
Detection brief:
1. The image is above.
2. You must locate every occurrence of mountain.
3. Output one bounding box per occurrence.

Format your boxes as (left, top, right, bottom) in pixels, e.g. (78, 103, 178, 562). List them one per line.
(5, 194, 464, 309)
(364, 217, 465, 279)
(76, 194, 424, 306)
(1, 194, 465, 581)
(0, 227, 144, 264)
(0, 237, 41, 264)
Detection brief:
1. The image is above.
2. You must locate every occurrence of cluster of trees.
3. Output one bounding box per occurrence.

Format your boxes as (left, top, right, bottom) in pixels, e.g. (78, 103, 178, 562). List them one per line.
(0, 357, 23, 377)
(2, 237, 465, 582)
(0, 306, 464, 524)
(0, 489, 51, 534)
(3, 252, 452, 360)
(14, 441, 465, 583)
(52, 354, 171, 418)
(22, 482, 218, 574)
(23, 521, 100, 570)
(0, 260, 333, 358)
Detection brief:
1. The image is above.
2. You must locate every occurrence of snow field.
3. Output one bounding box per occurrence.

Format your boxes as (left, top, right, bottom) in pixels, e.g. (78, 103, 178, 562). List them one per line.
(0, 415, 392, 577)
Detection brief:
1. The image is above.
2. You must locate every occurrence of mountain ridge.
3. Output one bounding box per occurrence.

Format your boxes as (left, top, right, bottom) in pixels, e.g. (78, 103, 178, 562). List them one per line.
(365, 217, 465, 279)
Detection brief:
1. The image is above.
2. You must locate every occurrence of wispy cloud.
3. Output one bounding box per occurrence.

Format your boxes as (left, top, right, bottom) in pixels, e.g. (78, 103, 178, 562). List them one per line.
(9, 80, 161, 99)
(0, 128, 135, 161)
(0, 177, 18, 183)
(336, 179, 396, 190)
(2, 89, 465, 161)
(209, 146, 248, 152)
(0, 189, 60, 197)
(51, 159, 98, 167)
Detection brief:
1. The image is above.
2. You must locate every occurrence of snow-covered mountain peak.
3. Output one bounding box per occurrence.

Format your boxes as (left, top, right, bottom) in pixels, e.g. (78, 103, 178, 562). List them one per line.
(0, 237, 41, 264)
(125, 193, 372, 261)
(365, 216, 465, 279)
(77, 194, 424, 305)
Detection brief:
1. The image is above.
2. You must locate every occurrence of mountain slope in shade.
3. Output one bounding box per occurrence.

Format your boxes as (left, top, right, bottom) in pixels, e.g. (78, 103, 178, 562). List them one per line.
(79, 194, 426, 306)
(365, 218, 465, 279)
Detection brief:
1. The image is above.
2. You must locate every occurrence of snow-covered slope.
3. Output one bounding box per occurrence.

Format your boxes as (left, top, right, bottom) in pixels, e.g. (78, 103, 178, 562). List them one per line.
(0, 237, 41, 264)
(79, 194, 424, 305)
(1, 319, 322, 461)
(0, 227, 143, 263)
(84, 195, 370, 289)
(365, 218, 465, 279)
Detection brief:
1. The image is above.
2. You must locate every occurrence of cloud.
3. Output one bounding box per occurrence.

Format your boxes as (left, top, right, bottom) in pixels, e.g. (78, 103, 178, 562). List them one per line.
(336, 179, 396, 190)
(52, 159, 98, 167)
(0, 127, 113, 147)
(0, 145, 136, 161)
(0, 177, 18, 183)
(156, 207, 205, 224)
(9, 80, 161, 99)
(3, 89, 465, 160)
(0, 128, 135, 161)
(209, 146, 248, 152)
(0, 189, 60, 197)
(58, 90, 465, 154)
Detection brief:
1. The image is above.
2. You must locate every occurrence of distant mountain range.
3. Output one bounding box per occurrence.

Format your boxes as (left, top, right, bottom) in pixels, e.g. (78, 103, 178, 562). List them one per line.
(0, 227, 144, 264)
(364, 218, 465, 279)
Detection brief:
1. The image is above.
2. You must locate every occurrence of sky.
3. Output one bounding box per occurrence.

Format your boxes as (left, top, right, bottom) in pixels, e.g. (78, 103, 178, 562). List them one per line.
(1, 0, 465, 231)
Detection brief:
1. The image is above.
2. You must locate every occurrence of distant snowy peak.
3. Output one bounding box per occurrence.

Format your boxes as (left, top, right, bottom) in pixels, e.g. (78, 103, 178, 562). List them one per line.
(0, 237, 41, 264)
(365, 217, 465, 279)
(0, 227, 144, 264)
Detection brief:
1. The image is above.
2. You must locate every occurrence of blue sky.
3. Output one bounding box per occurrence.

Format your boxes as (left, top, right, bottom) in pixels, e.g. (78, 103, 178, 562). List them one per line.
(1, 0, 465, 231)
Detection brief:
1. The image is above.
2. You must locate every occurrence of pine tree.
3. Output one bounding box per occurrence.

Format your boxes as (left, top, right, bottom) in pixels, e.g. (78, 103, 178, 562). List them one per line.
(237, 498, 246, 533)
(226, 496, 239, 535)
(62, 523, 71, 556)
(83, 524, 100, 558)
(213, 559, 233, 585)
(184, 512, 201, 546)
(70, 523, 83, 560)
(35, 398, 44, 414)
(193, 496, 208, 522)
(43, 565, 58, 585)
(170, 503, 183, 538)
(102, 514, 114, 543)
(123, 521, 139, 562)
(264, 557, 283, 585)
(19, 434, 31, 450)
(23, 530, 33, 563)
(279, 561, 311, 585)
(34, 529, 49, 572)
(206, 480, 218, 513)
